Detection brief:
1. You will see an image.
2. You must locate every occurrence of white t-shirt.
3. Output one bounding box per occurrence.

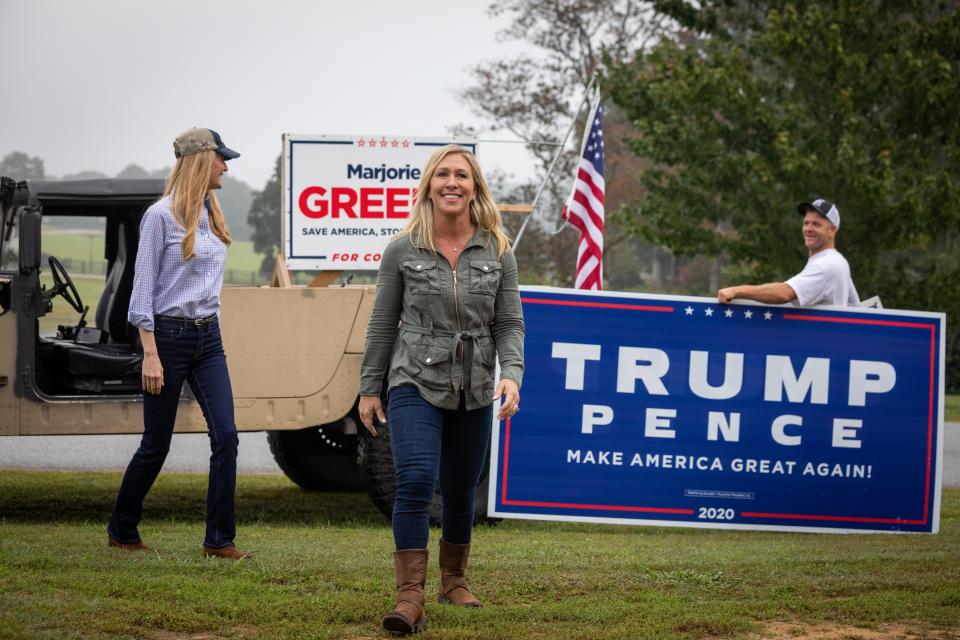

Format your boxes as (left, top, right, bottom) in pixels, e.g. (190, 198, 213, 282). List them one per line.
(785, 248, 860, 307)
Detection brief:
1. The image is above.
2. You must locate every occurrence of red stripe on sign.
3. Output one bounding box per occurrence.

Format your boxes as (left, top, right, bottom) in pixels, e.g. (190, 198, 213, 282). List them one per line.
(520, 297, 674, 312)
(504, 499, 693, 515)
(782, 314, 934, 329)
(500, 418, 512, 505)
(740, 511, 926, 525)
(926, 325, 935, 522)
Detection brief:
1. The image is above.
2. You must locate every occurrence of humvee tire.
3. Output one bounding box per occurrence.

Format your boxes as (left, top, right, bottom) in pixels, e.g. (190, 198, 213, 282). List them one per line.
(267, 405, 364, 492)
(358, 424, 493, 526)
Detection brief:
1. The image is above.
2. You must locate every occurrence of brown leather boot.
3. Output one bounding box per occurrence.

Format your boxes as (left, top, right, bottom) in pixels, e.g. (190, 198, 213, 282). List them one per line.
(108, 535, 149, 552)
(438, 539, 482, 607)
(202, 545, 254, 560)
(382, 548, 428, 634)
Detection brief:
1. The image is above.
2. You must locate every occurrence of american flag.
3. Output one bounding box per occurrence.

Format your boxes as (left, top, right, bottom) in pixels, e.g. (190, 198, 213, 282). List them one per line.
(561, 97, 605, 290)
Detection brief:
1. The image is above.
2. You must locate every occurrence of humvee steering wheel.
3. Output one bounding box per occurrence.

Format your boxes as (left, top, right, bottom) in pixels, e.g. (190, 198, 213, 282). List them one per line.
(47, 256, 84, 313)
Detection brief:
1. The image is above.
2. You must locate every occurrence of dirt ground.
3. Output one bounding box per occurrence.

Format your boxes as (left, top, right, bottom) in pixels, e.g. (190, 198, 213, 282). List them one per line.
(755, 621, 960, 639)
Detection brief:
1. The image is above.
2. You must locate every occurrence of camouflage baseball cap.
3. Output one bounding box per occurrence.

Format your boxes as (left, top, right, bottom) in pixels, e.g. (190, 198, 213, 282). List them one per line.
(173, 128, 240, 160)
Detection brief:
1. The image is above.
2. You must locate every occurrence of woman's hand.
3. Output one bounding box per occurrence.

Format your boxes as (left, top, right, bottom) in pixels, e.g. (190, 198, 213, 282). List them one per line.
(358, 395, 386, 437)
(494, 378, 520, 421)
(139, 328, 163, 395)
(141, 352, 164, 396)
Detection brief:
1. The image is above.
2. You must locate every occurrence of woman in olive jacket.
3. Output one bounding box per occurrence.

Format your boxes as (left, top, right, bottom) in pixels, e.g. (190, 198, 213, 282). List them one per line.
(358, 144, 524, 634)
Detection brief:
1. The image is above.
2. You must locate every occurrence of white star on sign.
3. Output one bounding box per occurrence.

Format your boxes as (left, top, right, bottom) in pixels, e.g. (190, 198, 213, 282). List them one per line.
(763, 311, 773, 320)
(724, 309, 734, 318)
(685, 306, 694, 315)
(744, 310, 753, 319)
(705, 308, 714, 317)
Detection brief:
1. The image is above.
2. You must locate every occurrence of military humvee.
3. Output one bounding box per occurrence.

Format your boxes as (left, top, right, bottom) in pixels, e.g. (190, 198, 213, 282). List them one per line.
(0, 176, 491, 522)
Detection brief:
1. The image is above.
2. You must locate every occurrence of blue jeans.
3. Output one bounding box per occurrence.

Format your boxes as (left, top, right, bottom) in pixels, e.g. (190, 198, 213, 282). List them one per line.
(108, 316, 239, 549)
(388, 384, 492, 550)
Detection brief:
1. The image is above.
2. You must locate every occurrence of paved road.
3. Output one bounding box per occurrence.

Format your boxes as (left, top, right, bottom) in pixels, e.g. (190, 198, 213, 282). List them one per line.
(0, 432, 283, 474)
(0, 424, 958, 487)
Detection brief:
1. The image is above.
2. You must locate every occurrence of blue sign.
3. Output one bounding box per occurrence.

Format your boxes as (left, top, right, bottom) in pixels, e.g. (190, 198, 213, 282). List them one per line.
(489, 287, 945, 533)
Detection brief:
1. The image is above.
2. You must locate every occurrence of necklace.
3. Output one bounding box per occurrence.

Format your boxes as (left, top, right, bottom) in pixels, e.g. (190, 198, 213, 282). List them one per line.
(438, 227, 474, 255)
(439, 237, 465, 253)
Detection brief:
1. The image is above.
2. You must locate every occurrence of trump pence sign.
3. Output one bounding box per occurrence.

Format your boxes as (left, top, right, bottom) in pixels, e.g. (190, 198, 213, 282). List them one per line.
(282, 134, 476, 271)
(489, 286, 946, 534)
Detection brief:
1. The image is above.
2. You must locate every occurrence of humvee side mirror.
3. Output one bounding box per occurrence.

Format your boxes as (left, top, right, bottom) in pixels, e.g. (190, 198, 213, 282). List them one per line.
(17, 207, 42, 274)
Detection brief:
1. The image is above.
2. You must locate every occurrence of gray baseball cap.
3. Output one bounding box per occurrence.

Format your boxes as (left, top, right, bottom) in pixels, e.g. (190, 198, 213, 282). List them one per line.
(797, 198, 840, 228)
(173, 128, 240, 160)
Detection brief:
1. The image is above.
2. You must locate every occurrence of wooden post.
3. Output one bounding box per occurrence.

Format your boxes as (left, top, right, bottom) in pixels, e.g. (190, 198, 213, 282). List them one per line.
(308, 271, 342, 288)
(270, 255, 292, 288)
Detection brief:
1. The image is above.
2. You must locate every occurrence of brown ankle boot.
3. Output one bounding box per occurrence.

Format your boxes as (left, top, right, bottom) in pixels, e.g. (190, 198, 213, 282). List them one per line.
(382, 548, 428, 634)
(438, 539, 482, 607)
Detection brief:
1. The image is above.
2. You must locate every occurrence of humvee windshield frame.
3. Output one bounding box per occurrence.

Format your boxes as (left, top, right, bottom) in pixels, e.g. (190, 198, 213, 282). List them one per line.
(0, 177, 165, 403)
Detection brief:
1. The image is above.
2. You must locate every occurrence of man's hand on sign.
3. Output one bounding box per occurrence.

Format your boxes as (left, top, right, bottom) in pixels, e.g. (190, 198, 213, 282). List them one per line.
(717, 287, 738, 304)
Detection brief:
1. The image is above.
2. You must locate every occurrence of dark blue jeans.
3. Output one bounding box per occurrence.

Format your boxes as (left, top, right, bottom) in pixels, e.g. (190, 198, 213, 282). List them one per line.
(388, 384, 492, 550)
(108, 316, 239, 549)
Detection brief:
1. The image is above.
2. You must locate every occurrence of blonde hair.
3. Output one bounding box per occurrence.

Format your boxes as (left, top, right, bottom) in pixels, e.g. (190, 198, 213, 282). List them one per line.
(163, 149, 232, 261)
(399, 144, 511, 257)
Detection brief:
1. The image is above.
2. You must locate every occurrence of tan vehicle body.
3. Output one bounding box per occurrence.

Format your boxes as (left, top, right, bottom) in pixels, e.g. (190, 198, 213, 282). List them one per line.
(0, 285, 375, 436)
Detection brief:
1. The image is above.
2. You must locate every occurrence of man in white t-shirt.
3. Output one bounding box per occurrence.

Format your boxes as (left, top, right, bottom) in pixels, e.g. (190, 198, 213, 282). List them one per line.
(717, 198, 860, 307)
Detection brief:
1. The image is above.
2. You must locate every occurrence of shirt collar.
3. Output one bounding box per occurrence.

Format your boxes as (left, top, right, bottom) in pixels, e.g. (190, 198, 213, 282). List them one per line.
(411, 226, 491, 251)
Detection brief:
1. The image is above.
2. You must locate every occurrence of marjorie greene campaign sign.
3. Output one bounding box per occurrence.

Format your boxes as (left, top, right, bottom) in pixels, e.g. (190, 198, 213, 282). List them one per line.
(489, 286, 946, 534)
(282, 134, 476, 271)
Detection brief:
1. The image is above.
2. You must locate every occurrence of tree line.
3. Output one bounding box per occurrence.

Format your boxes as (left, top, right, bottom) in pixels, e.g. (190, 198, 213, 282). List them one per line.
(0, 152, 254, 241)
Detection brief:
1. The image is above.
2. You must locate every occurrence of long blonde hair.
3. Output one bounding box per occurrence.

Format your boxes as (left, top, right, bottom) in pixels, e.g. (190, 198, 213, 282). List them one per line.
(399, 145, 511, 257)
(163, 149, 231, 261)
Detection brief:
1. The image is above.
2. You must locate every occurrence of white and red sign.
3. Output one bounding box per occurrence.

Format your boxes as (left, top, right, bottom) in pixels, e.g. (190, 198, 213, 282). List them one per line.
(282, 134, 477, 271)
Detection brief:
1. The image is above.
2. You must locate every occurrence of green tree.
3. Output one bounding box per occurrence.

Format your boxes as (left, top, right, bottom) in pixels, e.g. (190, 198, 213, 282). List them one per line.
(217, 175, 253, 242)
(248, 155, 281, 274)
(0, 152, 45, 180)
(115, 164, 150, 179)
(461, 0, 671, 288)
(608, 1, 960, 388)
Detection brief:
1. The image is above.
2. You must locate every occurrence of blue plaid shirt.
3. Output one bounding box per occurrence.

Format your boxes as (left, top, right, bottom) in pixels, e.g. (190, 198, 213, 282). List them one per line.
(127, 194, 227, 332)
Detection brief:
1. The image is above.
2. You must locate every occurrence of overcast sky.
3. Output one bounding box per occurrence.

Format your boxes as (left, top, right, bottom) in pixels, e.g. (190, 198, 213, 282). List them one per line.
(0, 0, 543, 190)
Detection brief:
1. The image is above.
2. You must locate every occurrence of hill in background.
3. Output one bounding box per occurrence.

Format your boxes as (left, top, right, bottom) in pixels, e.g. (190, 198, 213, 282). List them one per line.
(46, 163, 253, 239)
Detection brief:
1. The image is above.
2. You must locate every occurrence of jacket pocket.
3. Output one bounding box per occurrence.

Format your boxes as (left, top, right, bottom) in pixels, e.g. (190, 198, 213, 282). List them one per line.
(413, 342, 451, 390)
(469, 259, 501, 296)
(403, 259, 441, 295)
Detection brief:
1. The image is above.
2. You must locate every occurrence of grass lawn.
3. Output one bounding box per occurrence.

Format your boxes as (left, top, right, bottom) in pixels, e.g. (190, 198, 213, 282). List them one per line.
(41, 230, 265, 281)
(0, 471, 957, 639)
(947, 395, 960, 423)
(37, 274, 107, 337)
(41, 231, 107, 269)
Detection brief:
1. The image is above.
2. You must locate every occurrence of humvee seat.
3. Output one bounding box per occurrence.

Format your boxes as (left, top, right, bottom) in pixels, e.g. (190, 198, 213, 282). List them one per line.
(49, 340, 141, 393)
(95, 220, 138, 345)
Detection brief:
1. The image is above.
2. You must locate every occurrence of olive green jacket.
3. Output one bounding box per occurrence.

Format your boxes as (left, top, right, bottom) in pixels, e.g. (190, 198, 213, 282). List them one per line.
(359, 228, 525, 411)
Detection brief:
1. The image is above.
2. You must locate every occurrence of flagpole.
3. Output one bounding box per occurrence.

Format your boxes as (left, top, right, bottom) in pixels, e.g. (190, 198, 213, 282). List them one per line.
(512, 78, 598, 252)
